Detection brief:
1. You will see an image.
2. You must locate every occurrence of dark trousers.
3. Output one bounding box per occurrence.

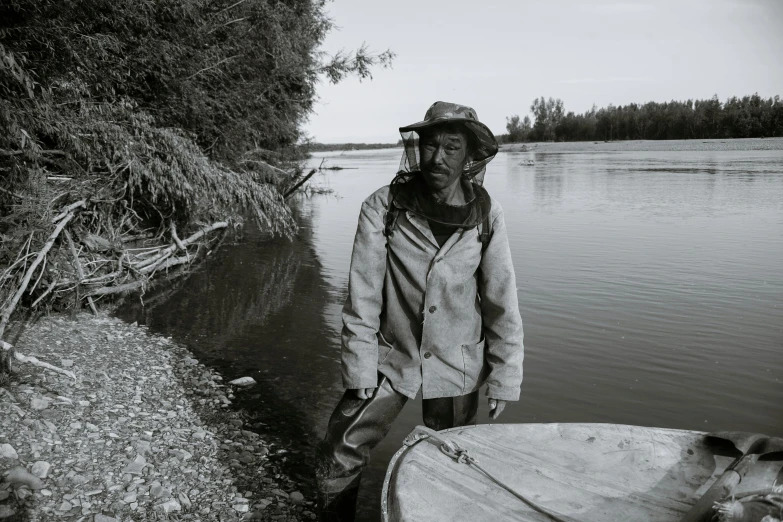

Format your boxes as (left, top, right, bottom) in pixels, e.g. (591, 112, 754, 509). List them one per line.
(316, 374, 479, 521)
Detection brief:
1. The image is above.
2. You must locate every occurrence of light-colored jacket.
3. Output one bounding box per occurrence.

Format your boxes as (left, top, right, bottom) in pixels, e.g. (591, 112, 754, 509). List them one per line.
(341, 185, 524, 401)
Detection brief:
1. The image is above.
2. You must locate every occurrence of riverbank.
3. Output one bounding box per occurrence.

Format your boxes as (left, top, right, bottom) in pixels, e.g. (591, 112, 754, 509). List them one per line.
(0, 313, 313, 521)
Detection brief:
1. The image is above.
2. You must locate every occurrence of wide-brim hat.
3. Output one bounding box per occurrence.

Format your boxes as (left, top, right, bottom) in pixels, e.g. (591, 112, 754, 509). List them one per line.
(399, 101, 498, 163)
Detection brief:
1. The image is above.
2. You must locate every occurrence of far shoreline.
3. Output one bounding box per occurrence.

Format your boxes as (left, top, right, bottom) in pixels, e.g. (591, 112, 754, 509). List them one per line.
(500, 136, 783, 153)
(308, 137, 783, 155)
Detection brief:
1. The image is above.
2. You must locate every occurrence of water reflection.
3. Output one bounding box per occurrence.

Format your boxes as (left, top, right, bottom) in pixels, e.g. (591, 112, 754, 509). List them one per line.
(503, 158, 525, 195)
(532, 153, 565, 209)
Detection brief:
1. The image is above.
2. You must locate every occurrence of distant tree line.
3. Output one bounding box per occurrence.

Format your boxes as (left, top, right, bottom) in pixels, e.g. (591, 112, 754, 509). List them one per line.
(305, 142, 401, 152)
(502, 94, 783, 143)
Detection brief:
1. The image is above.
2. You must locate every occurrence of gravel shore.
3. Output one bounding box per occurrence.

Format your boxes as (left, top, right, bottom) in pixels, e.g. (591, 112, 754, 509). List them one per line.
(0, 313, 312, 521)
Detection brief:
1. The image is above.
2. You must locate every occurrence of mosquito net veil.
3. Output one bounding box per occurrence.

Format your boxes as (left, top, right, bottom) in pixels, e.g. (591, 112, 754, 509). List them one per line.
(389, 115, 498, 228)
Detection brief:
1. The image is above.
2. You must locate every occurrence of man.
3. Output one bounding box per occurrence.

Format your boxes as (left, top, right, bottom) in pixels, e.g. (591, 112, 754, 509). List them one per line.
(316, 101, 524, 521)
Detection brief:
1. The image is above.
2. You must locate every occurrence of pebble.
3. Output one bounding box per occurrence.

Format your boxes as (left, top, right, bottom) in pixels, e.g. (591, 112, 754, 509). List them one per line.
(30, 398, 49, 410)
(290, 491, 304, 504)
(31, 460, 51, 478)
(122, 454, 146, 475)
(238, 452, 255, 464)
(0, 443, 18, 459)
(233, 503, 250, 513)
(228, 376, 256, 387)
(151, 484, 171, 499)
(171, 448, 193, 460)
(134, 440, 151, 455)
(178, 492, 192, 509)
(255, 499, 272, 509)
(156, 498, 182, 513)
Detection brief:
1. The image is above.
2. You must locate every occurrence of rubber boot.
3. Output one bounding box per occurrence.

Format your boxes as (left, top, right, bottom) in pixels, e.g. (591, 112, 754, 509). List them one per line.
(316, 375, 408, 522)
(317, 473, 361, 522)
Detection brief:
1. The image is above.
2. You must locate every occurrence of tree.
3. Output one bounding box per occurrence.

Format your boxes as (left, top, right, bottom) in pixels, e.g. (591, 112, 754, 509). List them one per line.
(0, 0, 395, 376)
(530, 97, 565, 141)
(505, 114, 532, 143)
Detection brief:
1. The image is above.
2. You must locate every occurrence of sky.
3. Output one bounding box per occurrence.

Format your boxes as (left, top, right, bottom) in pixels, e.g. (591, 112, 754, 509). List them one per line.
(302, 0, 783, 143)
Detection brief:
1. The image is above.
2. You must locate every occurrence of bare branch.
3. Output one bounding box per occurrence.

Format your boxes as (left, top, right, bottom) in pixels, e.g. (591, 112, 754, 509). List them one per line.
(64, 229, 98, 315)
(0, 149, 66, 157)
(0, 210, 79, 338)
(31, 279, 59, 308)
(207, 17, 247, 34)
(14, 349, 77, 379)
(214, 0, 249, 15)
(52, 200, 86, 223)
(170, 223, 190, 263)
(284, 166, 320, 199)
(0, 186, 27, 199)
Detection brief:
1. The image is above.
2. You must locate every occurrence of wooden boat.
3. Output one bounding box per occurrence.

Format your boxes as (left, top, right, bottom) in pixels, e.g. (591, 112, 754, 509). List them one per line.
(381, 423, 783, 522)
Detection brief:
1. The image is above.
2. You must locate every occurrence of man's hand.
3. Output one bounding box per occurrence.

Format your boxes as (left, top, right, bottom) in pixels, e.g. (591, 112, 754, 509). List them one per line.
(354, 388, 377, 400)
(488, 398, 506, 420)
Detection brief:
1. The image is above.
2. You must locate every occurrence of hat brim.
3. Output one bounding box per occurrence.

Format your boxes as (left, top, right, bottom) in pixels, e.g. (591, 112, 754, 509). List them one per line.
(399, 118, 498, 162)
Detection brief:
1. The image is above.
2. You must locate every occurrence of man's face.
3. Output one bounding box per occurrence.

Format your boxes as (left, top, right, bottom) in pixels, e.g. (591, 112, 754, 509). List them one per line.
(418, 127, 470, 192)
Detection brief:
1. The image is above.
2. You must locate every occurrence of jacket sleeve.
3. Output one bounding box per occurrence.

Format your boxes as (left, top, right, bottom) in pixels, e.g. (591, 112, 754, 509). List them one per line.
(340, 197, 387, 389)
(478, 204, 525, 401)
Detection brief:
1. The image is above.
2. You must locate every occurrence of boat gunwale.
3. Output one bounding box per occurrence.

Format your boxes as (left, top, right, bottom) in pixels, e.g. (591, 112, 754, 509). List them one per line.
(380, 422, 711, 522)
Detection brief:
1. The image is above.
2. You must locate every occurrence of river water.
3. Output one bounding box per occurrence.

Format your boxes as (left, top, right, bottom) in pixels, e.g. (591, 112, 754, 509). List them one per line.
(119, 138, 783, 521)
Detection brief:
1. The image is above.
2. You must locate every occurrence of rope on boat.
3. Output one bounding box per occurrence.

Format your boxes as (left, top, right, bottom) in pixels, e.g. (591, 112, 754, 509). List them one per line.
(406, 426, 575, 522)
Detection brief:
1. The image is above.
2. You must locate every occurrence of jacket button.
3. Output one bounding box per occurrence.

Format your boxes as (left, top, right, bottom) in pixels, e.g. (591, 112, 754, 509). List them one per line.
(423, 352, 432, 359)
(428, 305, 437, 313)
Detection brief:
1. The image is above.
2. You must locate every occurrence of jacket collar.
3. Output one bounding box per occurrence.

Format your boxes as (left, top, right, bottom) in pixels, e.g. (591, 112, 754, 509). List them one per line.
(403, 210, 466, 255)
(389, 174, 491, 228)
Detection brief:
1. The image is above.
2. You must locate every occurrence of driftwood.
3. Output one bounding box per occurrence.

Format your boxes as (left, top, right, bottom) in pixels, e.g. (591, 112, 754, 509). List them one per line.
(31, 279, 59, 308)
(83, 223, 227, 296)
(51, 200, 86, 223)
(134, 222, 227, 270)
(283, 167, 318, 199)
(64, 229, 98, 315)
(0, 196, 229, 385)
(170, 223, 190, 262)
(0, 208, 78, 339)
(1, 340, 76, 380)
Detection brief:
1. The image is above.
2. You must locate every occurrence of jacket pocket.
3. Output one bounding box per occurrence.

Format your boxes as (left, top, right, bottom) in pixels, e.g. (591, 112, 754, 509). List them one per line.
(461, 338, 486, 392)
(377, 330, 394, 365)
